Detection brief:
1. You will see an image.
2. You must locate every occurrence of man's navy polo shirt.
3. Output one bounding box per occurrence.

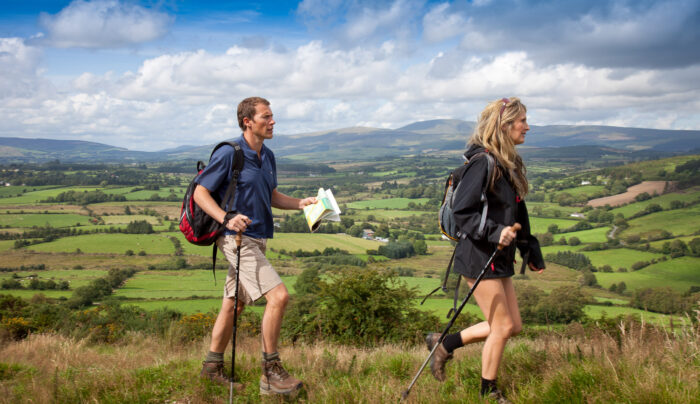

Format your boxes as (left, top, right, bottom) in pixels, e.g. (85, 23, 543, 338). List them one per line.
(196, 136, 277, 239)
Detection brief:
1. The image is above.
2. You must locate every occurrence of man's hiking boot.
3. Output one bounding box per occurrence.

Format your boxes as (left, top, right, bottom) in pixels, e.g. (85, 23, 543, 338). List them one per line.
(200, 361, 244, 390)
(425, 333, 453, 382)
(260, 359, 303, 396)
(486, 388, 512, 404)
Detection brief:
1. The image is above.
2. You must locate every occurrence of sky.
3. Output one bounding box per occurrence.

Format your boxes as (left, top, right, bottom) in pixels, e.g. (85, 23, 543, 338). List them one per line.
(1, 0, 699, 151)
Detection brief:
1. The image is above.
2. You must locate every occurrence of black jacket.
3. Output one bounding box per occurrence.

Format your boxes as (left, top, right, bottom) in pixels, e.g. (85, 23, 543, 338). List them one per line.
(452, 145, 545, 279)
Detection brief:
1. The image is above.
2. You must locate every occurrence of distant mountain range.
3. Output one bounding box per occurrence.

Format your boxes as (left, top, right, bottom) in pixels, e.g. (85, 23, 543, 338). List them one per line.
(1, 119, 699, 164)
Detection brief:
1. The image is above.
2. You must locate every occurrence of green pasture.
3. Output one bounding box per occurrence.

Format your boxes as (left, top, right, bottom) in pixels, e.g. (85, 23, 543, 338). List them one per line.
(648, 236, 699, 250)
(114, 270, 222, 299)
(268, 233, 384, 254)
(0, 213, 92, 228)
(558, 226, 611, 243)
(125, 299, 265, 315)
(613, 154, 699, 178)
(583, 305, 679, 325)
(594, 256, 700, 292)
(0, 185, 58, 198)
(347, 209, 431, 220)
(102, 215, 160, 225)
(622, 205, 700, 237)
(609, 188, 700, 218)
(0, 269, 108, 289)
(529, 217, 580, 235)
(417, 297, 484, 319)
(0, 290, 73, 299)
(122, 189, 184, 201)
(554, 185, 606, 198)
(541, 245, 586, 256)
(88, 201, 180, 210)
(526, 202, 581, 216)
(582, 248, 665, 270)
(0, 186, 101, 204)
(346, 198, 430, 210)
(0, 240, 17, 252)
(25, 233, 175, 254)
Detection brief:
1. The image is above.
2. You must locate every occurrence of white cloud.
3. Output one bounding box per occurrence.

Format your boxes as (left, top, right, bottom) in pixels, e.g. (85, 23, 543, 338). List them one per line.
(38, 0, 172, 48)
(1, 0, 699, 151)
(422, 3, 467, 43)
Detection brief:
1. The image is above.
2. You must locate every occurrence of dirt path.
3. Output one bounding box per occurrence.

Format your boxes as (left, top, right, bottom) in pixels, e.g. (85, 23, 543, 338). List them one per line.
(587, 181, 668, 207)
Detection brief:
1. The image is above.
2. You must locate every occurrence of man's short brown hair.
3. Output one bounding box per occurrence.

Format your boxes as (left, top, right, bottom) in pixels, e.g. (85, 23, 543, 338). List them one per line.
(237, 97, 270, 131)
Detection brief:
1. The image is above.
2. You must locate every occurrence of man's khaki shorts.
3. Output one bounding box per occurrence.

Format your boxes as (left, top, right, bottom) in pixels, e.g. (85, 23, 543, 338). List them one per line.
(216, 234, 282, 305)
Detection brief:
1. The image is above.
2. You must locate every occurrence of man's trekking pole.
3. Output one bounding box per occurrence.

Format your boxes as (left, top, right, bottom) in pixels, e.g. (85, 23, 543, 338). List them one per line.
(229, 231, 242, 404)
(401, 223, 521, 401)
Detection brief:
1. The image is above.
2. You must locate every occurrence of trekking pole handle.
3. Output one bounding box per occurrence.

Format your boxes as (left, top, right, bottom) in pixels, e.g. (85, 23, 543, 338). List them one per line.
(497, 223, 521, 251)
(235, 231, 242, 248)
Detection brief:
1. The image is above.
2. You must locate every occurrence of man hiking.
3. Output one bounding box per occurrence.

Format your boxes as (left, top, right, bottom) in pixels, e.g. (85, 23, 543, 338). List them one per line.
(195, 96, 316, 396)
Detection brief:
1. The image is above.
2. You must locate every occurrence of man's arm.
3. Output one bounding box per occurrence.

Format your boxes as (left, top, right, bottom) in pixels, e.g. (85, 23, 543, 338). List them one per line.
(193, 184, 251, 233)
(271, 188, 316, 210)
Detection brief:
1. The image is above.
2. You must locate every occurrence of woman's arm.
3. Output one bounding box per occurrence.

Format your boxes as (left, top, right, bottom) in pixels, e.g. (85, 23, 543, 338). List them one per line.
(516, 200, 545, 270)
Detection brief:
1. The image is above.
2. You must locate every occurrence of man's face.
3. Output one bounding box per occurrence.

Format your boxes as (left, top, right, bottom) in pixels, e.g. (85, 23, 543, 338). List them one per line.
(245, 103, 275, 140)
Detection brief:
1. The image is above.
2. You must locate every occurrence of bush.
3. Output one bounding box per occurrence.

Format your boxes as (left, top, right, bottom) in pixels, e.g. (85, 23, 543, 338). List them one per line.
(282, 268, 439, 346)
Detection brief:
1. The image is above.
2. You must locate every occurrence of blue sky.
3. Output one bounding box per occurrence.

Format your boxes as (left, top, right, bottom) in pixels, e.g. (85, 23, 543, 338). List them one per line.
(1, 0, 699, 151)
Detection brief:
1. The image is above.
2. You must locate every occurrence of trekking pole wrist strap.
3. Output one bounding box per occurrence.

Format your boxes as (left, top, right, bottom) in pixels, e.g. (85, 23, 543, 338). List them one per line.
(222, 211, 237, 227)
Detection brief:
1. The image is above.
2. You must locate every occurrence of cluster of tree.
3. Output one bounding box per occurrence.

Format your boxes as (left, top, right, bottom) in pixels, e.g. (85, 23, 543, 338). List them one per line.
(282, 268, 439, 346)
(125, 220, 154, 234)
(674, 158, 700, 188)
(631, 287, 699, 314)
(41, 190, 127, 205)
(274, 247, 350, 258)
(1, 164, 180, 187)
(277, 162, 336, 174)
(660, 238, 700, 258)
(609, 281, 627, 294)
(1, 277, 69, 290)
(544, 251, 593, 271)
(517, 284, 589, 324)
(376, 240, 416, 259)
(66, 268, 137, 309)
(0, 264, 46, 272)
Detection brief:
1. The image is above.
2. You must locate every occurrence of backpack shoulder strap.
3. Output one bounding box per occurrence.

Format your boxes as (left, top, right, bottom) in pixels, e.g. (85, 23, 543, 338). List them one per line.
(211, 141, 244, 210)
(208, 141, 244, 283)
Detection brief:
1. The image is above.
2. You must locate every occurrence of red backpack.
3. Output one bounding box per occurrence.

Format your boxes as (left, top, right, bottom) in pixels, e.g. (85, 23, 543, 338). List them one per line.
(179, 141, 244, 280)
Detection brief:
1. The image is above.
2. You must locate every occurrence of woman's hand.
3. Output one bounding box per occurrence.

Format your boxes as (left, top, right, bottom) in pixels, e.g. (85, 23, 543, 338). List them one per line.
(528, 262, 544, 274)
(499, 225, 518, 247)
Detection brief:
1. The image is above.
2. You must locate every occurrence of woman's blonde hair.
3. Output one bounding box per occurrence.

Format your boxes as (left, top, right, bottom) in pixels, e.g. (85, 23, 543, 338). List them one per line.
(468, 97, 529, 197)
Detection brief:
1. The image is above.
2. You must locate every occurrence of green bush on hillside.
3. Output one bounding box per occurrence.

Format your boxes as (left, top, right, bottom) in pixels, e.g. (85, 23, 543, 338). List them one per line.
(282, 268, 439, 346)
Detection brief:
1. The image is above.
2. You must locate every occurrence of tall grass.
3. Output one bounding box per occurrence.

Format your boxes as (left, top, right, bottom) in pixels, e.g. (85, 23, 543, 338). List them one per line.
(1, 314, 698, 403)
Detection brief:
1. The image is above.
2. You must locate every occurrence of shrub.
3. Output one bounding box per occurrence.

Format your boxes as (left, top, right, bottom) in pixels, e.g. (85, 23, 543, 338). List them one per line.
(282, 268, 439, 346)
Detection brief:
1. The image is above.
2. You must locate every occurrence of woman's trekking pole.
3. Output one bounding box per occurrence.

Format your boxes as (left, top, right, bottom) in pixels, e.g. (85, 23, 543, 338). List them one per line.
(229, 231, 242, 404)
(401, 223, 521, 401)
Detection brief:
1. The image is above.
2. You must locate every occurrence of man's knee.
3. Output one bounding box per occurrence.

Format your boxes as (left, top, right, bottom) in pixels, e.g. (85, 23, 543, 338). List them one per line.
(265, 285, 289, 308)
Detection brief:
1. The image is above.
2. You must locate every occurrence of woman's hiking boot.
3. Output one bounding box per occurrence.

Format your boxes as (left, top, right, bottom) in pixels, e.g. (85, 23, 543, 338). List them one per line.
(200, 361, 244, 390)
(485, 388, 512, 404)
(425, 333, 453, 381)
(260, 359, 303, 396)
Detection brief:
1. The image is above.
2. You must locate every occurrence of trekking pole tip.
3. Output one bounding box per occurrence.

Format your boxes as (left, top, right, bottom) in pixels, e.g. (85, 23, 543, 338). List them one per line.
(401, 390, 410, 401)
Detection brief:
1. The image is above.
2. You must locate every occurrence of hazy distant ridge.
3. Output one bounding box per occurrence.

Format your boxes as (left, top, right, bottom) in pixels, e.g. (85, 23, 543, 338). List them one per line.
(1, 119, 699, 163)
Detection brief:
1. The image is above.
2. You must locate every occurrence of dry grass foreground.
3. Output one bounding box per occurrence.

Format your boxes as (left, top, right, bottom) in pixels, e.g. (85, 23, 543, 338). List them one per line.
(587, 181, 668, 207)
(1, 318, 699, 404)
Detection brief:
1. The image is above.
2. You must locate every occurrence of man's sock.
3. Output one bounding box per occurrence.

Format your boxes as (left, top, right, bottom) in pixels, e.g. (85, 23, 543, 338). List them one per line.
(262, 351, 280, 362)
(480, 377, 498, 396)
(205, 351, 224, 363)
(441, 333, 464, 353)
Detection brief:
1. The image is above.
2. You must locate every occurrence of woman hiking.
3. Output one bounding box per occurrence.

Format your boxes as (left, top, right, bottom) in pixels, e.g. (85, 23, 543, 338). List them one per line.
(426, 97, 545, 403)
